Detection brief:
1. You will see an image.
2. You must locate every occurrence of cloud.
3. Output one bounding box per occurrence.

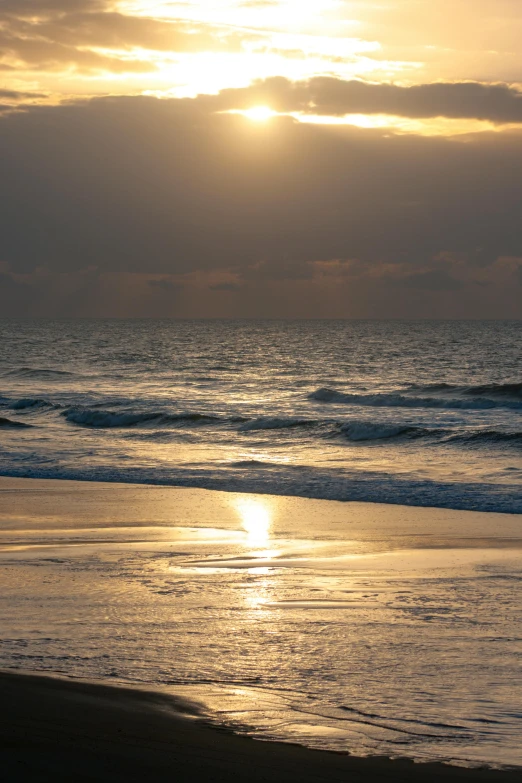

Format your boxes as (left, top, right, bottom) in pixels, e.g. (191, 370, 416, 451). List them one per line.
(0, 88, 48, 100)
(0, 0, 104, 14)
(206, 76, 522, 124)
(3, 0, 522, 98)
(0, 93, 521, 317)
(0, 1, 252, 75)
(354, 0, 522, 51)
(24, 12, 248, 54)
(0, 31, 158, 74)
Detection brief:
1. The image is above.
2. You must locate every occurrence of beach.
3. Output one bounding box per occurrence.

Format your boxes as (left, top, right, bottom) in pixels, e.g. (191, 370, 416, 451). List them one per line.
(1, 476, 521, 775)
(2, 670, 522, 783)
(1, 0, 522, 772)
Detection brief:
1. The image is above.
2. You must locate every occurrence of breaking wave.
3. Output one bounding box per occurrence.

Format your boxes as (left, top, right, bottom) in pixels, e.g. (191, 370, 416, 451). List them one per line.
(63, 407, 221, 428)
(337, 423, 521, 445)
(408, 382, 522, 399)
(448, 429, 522, 446)
(238, 417, 314, 432)
(338, 422, 434, 442)
(9, 397, 55, 410)
(309, 387, 522, 411)
(3, 403, 513, 448)
(0, 460, 520, 514)
(0, 416, 33, 428)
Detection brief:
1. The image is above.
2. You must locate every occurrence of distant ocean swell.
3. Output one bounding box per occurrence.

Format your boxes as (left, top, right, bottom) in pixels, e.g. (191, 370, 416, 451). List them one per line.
(1, 367, 76, 379)
(2, 371, 522, 404)
(3, 383, 522, 416)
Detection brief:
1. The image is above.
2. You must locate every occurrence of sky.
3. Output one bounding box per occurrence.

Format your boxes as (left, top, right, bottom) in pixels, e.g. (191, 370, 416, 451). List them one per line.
(1, 0, 522, 317)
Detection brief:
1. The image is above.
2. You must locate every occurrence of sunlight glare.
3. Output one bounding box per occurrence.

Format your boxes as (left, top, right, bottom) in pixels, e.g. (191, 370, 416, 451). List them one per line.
(235, 497, 272, 545)
(243, 106, 277, 122)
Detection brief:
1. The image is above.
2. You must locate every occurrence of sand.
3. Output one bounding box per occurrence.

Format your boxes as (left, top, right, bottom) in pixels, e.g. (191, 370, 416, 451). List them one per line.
(1, 476, 521, 779)
(1, 670, 521, 783)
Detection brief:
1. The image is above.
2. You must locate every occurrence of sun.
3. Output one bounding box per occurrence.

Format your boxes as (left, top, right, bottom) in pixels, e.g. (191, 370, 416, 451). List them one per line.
(243, 106, 277, 121)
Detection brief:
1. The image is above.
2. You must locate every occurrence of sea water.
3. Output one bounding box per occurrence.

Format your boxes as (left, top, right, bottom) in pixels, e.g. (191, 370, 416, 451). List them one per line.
(0, 319, 521, 512)
(0, 319, 521, 768)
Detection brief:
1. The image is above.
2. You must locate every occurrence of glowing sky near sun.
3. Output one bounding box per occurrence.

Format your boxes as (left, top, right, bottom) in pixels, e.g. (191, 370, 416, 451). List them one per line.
(3, 0, 522, 134)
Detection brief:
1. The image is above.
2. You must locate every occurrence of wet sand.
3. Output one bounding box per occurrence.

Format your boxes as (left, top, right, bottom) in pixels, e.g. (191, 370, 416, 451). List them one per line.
(1, 670, 520, 783)
(1, 477, 521, 776)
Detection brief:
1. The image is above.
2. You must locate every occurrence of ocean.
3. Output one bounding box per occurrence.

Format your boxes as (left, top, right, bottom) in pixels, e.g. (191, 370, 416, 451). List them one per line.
(0, 319, 521, 512)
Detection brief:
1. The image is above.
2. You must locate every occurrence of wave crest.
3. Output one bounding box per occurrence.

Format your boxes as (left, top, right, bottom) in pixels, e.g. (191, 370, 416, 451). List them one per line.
(0, 416, 33, 428)
(409, 381, 522, 399)
(308, 388, 522, 411)
(63, 407, 220, 428)
(339, 422, 430, 442)
(239, 417, 313, 432)
(10, 397, 54, 410)
(449, 429, 522, 446)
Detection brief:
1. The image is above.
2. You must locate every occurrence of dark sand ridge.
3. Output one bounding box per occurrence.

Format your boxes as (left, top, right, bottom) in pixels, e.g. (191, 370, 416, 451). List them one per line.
(1, 671, 521, 783)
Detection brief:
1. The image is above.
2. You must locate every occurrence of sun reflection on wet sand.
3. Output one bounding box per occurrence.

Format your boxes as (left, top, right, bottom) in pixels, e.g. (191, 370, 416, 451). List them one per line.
(234, 497, 272, 546)
(242, 570, 274, 610)
(231, 496, 277, 610)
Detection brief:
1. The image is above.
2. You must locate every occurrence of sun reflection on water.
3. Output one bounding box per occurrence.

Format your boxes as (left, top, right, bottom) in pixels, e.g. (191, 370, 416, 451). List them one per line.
(234, 497, 272, 546)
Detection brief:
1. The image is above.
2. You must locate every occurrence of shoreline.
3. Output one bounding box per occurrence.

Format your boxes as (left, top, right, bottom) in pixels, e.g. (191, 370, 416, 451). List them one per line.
(1, 670, 521, 782)
(0, 471, 521, 517)
(2, 476, 521, 775)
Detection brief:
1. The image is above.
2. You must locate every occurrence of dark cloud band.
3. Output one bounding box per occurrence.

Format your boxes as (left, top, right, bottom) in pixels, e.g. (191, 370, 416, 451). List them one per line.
(207, 77, 522, 124)
(1, 94, 521, 278)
